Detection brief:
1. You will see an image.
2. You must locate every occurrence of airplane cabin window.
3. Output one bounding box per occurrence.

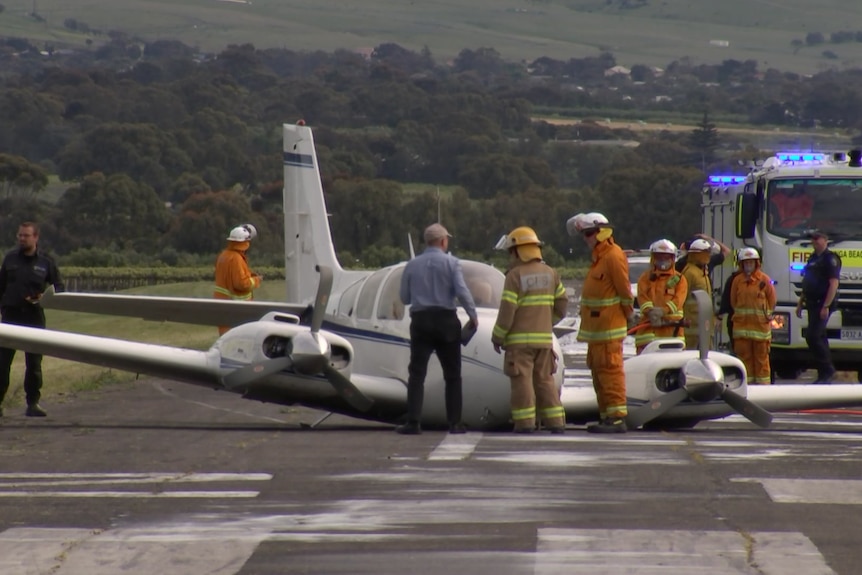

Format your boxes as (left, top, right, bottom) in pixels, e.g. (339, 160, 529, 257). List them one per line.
(377, 267, 406, 320)
(461, 262, 505, 309)
(355, 269, 389, 320)
(337, 279, 363, 318)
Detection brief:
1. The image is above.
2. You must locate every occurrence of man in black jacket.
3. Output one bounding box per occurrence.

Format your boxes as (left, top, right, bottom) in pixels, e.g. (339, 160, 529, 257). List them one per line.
(0, 222, 65, 417)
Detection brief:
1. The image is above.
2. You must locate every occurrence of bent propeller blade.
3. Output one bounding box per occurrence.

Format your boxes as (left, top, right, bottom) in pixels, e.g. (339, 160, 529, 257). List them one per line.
(322, 364, 374, 412)
(310, 265, 333, 334)
(223, 356, 294, 389)
(720, 388, 773, 428)
(625, 387, 690, 429)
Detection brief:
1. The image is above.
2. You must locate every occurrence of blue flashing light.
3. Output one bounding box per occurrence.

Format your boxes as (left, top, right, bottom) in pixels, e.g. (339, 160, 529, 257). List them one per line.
(776, 152, 824, 162)
(708, 175, 746, 185)
(790, 264, 806, 271)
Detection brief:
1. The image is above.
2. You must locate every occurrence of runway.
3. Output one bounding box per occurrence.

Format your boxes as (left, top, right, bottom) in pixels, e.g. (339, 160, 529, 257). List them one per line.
(1, 375, 861, 574)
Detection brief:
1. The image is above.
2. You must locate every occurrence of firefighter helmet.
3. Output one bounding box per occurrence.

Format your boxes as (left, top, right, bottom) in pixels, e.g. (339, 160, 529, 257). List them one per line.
(566, 212, 612, 236)
(687, 238, 712, 252)
(737, 247, 760, 261)
(649, 239, 676, 255)
(499, 226, 543, 249)
(227, 224, 258, 242)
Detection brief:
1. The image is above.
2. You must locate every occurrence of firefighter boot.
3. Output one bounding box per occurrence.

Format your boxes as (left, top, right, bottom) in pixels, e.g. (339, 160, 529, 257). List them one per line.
(587, 417, 627, 434)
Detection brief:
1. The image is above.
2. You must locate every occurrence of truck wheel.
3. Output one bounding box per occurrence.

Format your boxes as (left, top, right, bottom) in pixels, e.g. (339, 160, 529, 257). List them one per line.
(774, 368, 802, 380)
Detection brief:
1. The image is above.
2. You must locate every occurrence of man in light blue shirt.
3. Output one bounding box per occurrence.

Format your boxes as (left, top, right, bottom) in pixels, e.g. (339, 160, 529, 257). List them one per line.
(397, 223, 478, 435)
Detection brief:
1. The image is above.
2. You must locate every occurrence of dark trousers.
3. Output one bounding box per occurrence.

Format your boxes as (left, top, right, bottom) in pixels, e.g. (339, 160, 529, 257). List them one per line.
(805, 303, 834, 377)
(0, 306, 46, 406)
(406, 309, 463, 425)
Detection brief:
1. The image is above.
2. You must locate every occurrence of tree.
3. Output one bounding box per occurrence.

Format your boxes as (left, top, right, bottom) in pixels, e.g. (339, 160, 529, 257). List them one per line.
(54, 173, 171, 253)
(0, 154, 48, 198)
(689, 111, 719, 170)
(166, 190, 263, 255)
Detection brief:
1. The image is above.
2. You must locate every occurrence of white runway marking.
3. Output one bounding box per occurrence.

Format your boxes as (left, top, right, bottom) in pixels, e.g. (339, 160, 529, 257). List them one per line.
(0, 472, 272, 499)
(535, 528, 835, 574)
(733, 478, 862, 504)
(428, 433, 482, 460)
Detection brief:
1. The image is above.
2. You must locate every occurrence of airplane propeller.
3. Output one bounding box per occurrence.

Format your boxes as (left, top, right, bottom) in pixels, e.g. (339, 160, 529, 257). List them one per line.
(625, 290, 773, 429)
(222, 266, 374, 412)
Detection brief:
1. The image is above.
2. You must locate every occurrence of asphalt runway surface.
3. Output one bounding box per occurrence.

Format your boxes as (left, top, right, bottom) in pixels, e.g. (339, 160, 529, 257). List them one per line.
(2, 371, 862, 575)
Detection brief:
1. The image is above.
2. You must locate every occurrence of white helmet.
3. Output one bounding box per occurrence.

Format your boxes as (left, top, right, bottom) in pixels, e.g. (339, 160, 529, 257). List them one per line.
(649, 239, 676, 255)
(227, 224, 258, 242)
(737, 247, 760, 261)
(566, 212, 611, 236)
(687, 238, 712, 252)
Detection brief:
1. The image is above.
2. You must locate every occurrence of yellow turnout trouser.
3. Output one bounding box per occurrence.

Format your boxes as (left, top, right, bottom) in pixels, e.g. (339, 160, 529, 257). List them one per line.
(505, 347, 564, 430)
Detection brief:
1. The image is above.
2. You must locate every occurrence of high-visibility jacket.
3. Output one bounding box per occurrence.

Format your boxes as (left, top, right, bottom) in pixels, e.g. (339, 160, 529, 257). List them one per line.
(492, 259, 567, 349)
(730, 267, 776, 341)
(634, 267, 687, 350)
(214, 241, 260, 302)
(681, 260, 713, 342)
(578, 238, 633, 343)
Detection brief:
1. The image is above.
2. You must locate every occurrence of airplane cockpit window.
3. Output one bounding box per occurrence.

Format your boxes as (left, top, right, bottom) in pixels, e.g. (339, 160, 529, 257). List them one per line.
(355, 269, 389, 320)
(461, 261, 505, 309)
(337, 279, 363, 318)
(377, 266, 406, 320)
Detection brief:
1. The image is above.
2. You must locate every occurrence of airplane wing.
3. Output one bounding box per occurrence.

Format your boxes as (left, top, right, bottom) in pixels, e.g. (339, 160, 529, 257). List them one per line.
(41, 287, 310, 327)
(0, 323, 221, 386)
(747, 384, 862, 412)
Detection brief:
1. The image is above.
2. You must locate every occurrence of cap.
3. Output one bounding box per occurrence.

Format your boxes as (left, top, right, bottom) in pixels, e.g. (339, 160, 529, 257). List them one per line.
(808, 229, 827, 239)
(424, 223, 452, 243)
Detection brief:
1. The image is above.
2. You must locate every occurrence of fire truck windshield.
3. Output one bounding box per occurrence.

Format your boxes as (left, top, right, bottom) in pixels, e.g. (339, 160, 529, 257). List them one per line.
(767, 178, 862, 239)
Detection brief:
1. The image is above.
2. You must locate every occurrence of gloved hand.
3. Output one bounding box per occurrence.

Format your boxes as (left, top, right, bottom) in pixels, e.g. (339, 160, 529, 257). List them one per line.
(647, 307, 665, 327)
(493, 343, 503, 354)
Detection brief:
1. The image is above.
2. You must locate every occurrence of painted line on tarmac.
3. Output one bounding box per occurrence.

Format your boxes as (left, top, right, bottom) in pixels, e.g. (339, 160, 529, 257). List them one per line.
(733, 477, 862, 504)
(0, 472, 272, 499)
(428, 433, 482, 461)
(535, 528, 834, 574)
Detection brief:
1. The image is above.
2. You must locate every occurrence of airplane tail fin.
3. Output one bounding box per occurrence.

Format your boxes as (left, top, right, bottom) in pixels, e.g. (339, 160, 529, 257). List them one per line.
(283, 122, 343, 304)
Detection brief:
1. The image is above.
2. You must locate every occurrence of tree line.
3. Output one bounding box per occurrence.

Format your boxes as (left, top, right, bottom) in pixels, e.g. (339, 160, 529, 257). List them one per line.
(0, 37, 857, 267)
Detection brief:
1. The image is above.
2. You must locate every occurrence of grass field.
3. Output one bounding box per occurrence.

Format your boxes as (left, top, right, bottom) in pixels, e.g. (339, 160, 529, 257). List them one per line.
(2, 0, 862, 74)
(2, 280, 288, 409)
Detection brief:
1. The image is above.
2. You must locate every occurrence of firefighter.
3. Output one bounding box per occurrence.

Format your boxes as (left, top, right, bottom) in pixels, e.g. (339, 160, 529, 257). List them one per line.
(679, 237, 717, 350)
(214, 224, 262, 335)
(492, 226, 568, 433)
(634, 239, 688, 354)
(567, 212, 633, 433)
(730, 248, 776, 385)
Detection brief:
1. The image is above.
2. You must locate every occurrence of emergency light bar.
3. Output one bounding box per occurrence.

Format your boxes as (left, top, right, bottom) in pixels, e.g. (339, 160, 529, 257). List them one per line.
(708, 175, 746, 184)
(776, 153, 825, 162)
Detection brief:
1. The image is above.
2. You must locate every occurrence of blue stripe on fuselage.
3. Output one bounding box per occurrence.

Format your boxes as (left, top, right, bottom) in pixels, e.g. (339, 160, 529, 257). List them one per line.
(322, 320, 504, 374)
(284, 151, 314, 168)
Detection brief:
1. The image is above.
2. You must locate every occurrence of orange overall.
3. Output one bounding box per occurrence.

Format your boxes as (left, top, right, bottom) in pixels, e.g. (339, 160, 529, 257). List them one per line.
(213, 241, 261, 335)
(578, 238, 633, 420)
(730, 267, 776, 384)
(681, 252, 714, 350)
(634, 268, 688, 354)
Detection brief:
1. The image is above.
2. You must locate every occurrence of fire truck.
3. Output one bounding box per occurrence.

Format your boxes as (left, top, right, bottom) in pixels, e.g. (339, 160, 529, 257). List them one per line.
(703, 150, 862, 381)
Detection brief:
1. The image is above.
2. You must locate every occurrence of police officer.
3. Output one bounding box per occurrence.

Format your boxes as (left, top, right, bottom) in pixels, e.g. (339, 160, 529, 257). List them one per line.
(0, 222, 65, 417)
(795, 230, 841, 383)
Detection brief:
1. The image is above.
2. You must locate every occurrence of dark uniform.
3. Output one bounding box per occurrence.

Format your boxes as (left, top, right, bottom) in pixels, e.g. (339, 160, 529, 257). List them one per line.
(800, 248, 841, 380)
(0, 248, 65, 410)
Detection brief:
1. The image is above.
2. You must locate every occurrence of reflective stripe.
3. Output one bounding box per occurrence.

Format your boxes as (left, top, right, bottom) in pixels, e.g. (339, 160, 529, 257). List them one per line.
(504, 332, 554, 345)
(734, 329, 772, 340)
(519, 294, 557, 306)
(512, 406, 536, 421)
(666, 301, 679, 314)
(606, 404, 628, 417)
(539, 405, 565, 418)
(577, 327, 628, 341)
(582, 296, 622, 307)
(214, 286, 253, 300)
(501, 290, 519, 304)
(640, 301, 655, 311)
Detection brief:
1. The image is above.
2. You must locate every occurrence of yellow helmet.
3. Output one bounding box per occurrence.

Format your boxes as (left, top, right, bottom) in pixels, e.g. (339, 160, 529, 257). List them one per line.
(495, 226, 543, 262)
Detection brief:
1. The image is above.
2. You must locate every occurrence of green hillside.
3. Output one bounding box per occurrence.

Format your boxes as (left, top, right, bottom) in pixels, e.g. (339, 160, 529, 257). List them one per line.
(2, 0, 861, 73)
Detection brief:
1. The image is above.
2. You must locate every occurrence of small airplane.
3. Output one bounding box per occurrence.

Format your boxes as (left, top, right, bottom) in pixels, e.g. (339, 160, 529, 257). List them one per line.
(3, 122, 862, 431)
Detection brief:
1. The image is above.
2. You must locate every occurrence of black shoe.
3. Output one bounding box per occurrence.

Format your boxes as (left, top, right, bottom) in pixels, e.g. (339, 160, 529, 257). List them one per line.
(25, 404, 47, 417)
(548, 426, 566, 435)
(587, 417, 627, 434)
(448, 422, 467, 434)
(513, 427, 535, 434)
(816, 371, 837, 384)
(395, 422, 421, 435)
